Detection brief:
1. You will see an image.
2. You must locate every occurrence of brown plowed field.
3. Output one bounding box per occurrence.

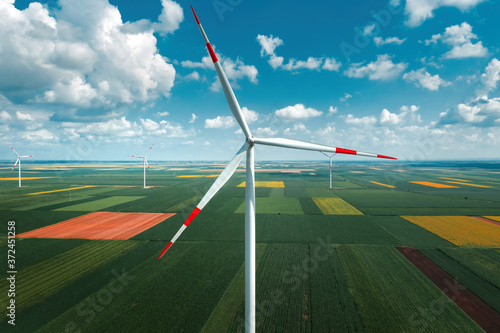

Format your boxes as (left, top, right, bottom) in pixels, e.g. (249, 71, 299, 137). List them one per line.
(397, 246, 500, 332)
(17, 212, 175, 240)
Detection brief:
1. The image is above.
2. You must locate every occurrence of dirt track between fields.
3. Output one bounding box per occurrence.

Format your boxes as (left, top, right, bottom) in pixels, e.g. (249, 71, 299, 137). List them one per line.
(397, 246, 500, 332)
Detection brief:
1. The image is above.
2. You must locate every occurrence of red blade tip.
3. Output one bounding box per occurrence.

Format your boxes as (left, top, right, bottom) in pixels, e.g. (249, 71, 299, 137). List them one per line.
(377, 154, 397, 160)
(191, 6, 200, 25)
(158, 242, 173, 259)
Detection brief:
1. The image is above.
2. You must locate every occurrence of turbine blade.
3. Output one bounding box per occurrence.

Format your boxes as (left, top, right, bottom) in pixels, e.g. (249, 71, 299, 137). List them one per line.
(255, 137, 397, 160)
(158, 142, 249, 259)
(144, 144, 154, 157)
(145, 158, 151, 172)
(190, 6, 252, 139)
(10, 145, 20, 157)
(11, 158, 19, 171)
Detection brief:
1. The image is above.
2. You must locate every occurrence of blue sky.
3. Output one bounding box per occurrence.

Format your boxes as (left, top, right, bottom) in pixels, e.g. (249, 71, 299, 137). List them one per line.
(1, 0, 499, 161)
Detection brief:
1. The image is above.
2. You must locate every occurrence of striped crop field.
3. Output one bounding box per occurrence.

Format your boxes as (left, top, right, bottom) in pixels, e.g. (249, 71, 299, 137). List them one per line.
(0, 240, 138, 313)
(237, 181, 285, 188)
(312, 197, 363, 215)
(409, 181, 459, 188)
(402, 216, 500, 246)
(337, 245, 481, 332)
(235, 197, 304, 214)
(370, 181, 395, 188)
(54, 196, 145, 211)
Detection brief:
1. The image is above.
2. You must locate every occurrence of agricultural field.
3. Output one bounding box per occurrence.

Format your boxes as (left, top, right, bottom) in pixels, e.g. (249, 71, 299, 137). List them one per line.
(0, 160, 499, 332)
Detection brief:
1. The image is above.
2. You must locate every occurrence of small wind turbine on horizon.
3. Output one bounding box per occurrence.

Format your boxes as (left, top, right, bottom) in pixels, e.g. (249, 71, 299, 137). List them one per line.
(10, 145, 33, 188)
(130, 144, 154, 188)
(320, 151, 336, 188)
(158, 7, 397, 333)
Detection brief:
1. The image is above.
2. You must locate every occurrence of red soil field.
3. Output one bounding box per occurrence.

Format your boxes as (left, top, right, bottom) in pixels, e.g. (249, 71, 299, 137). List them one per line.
(17, 212, 175, 240)
(471, 216, 500, 227)
(397, 246, 500, 332)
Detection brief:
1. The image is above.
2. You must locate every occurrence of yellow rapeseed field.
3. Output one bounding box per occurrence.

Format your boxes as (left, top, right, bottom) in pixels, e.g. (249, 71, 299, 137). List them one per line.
(313, 197, 363, 215)
(370, 181, 395, 188)
(484, 216, 500, 223)
(444, 181, 493, 188)
(0, 177, 55, 181)
(438, 177, 471, 182)
(401, 216, 500, 247)
(177, 175, 220, 178)
(237, 181, 285, 188)
(409, 181, 459, 188)
(27, 186, 95, 196)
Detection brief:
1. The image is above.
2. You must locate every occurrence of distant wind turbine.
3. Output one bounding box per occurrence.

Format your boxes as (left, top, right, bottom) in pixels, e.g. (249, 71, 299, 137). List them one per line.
(320, 151, 336, 188)
(130, 144, 154, 188)
(158, 7, 397, 333)
(10, 145, 33, 188)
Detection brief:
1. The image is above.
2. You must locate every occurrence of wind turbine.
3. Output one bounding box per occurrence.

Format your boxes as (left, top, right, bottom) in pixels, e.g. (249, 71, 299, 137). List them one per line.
(10, 145, 33, 188)
(320, 151, 336, 188)
(158, 7, 397, 333)
(130, 144, 154, 188)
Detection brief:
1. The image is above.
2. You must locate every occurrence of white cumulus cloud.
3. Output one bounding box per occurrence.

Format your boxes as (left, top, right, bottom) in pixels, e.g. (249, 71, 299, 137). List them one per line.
(438, 96, 500, 126)
(379, 105, 421, 126)
(152, 0, 184, 35)
(23, 129, 58, 142)
(182, 51, 258, 92)
(405, 0, 486, 27)
(425, 22, 487, 59)
(205, 116, 236, 129)
(481, 58, 500, 94)
(283, 123, 310, 135)
(0, 0, 177, 113)
(275, 104, 323, 121)
(241, 107, 259, 124)
(16, 111, 33, 121)
(374, 36, 406, 47)
(189, 113, 198, 123)
(0, 111, 12, 121)
(403, 68, 451, 91)
(344, 54, 407, 81)
(254, 127, 278, 137)
(257, 34, 341, 72)
(328, 106, 338, 114)
(343, 114, 377, 126)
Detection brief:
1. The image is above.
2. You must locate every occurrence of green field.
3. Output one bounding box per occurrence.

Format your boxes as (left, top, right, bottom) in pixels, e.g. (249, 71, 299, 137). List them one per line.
(0, 160, 499, 332)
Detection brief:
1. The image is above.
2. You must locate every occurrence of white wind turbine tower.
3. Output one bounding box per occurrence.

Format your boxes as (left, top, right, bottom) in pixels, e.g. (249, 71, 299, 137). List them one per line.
(320, 151, 336, 188)
(10, 145, 33, 188)
(130, 144, 154, 188)
(158, 7, 397, 333)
